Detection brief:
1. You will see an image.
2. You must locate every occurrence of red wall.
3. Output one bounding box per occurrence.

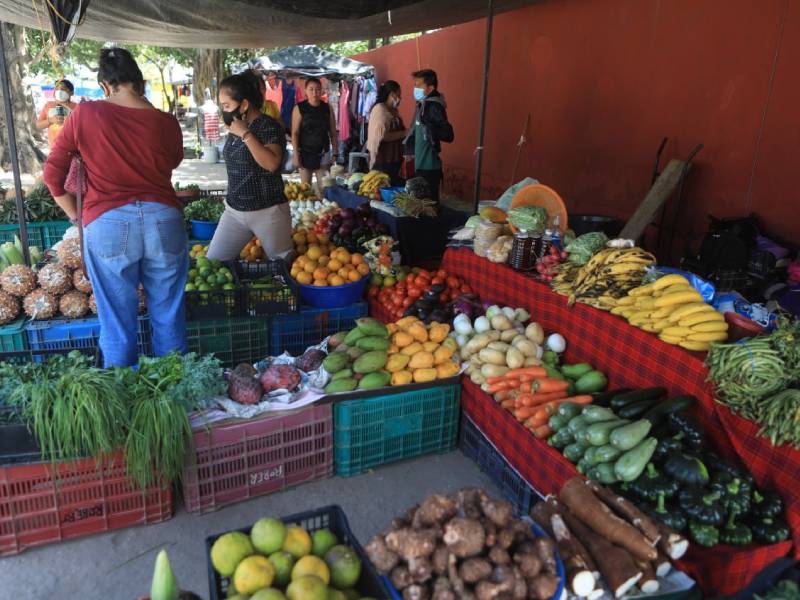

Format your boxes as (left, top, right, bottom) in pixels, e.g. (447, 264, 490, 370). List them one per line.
(355, 0, 800, 253)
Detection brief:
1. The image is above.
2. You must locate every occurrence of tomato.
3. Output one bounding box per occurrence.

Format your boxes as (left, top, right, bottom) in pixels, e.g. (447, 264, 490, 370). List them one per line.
(460, 284, 473, 294)
(408, 287, 422, 299)
(395, 309, 404, 319)
(446, 276, 460, 289)
(405, 274, 415, 286)
(402, 297, 414, 308)
(368, 287, 379, 299)
(416, 269, 430, 278)
(439, 292, 450, 303)
(436, 269, 448, 279)
(431, 276, 445, 285)
(416, 277, 431, 289)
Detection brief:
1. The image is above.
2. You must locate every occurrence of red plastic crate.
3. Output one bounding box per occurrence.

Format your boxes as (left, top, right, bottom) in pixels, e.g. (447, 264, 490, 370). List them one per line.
(182, 403, 333, 514)
(0, 452, 173, 557)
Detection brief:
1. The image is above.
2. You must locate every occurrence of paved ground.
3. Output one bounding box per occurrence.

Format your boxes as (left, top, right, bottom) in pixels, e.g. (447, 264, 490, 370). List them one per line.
(1, 451, 500, 600)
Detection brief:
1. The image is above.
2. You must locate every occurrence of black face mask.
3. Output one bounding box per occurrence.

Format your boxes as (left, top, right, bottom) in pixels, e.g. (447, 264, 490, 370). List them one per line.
(221, 104, 241, 126)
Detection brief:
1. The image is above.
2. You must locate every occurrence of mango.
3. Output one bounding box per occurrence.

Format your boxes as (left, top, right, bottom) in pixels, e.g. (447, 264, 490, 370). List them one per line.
(328, 331, 349, 349)
(407, 322, 428, 342)
(428, 323, 450, 343)
(358, 371, 391, 390)
(479, 206, 507, 223)
(355, 317, 388, 338)
(322, 352, 349, 374)
(386, 353, 411, 373)
(441, 337, 458, 352)
(343, 328, 365, 346)
(400, 342, 424, 356)
(396, 316, 419, 330)
(408, 351, 435, 370)
(346, 347, 364, 361)
(331, 368, 353, 381)
(413, 368, 438, 383)
(353, 350, 388, 373)
(324, 378, 358, 393)
(436, 361, 460, 378)
(392, 331, 414, 348)
(422, 341, 439, 353)
(386, 323, 398, 334)
(391, 370, 413, 386)
(356, 336, 391, 351)
(434, 345, 454, 365)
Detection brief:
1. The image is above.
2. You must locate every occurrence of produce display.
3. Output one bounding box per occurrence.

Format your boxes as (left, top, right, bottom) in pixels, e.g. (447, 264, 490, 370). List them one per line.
(552, 246, 656, 309)
(708, 317, 800, 449)
(289, 197, 337, 229)
(0, 183, 64, 224)
(322, 316, 459, 393)
(365, 488, 562, 600)
(357, 170, 390, 200)
(210, 516, 374, 599)
(611, 274, 728, 351)
(372, 268, 474, 323)
(508, 206, 548, 232)
(185, 253, 236, 293)
(284, 180, 319, 201)
(226, 360, 305, 405)
(184, 197, 224, 223)
(0, 236, 44, 272)
(531, 478, 688, 598)
(290, 244, 370, 287)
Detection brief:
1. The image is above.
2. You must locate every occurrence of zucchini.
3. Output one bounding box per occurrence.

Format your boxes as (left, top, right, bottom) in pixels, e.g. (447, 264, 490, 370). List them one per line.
(591, 388, 633, 407)
(643, 395, 697, 426)
(548, 414, 568, 432)
(574, 370, 608, 394)
(544, 364, 563, 379)
(574, 427, 591, 445)
(585, 419, 629, 446)
(548, 428, 574, 449)
(567, 414, 590, 434)
(594, 444, 623, 463)
(581, 406, 618, 423)
(616, 398, 659, 420)
(610, 387, 667, 410)
(563, 441, 589, 463)
(576, 456, 591, 474)
(561, 363, 593, 380)
(614, 437, 658, 482)
(609, 419, 652, 451)
(583, 446, 599, 465)
(557, 402, 583, 420)
(588, 462, 618, 484)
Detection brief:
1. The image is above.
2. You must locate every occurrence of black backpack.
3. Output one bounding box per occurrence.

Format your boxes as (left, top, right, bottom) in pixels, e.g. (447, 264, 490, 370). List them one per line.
(683, 214, 758, 279)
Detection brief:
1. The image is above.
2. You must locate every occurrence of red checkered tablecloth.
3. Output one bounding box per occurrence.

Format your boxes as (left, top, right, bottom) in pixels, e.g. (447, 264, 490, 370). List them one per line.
(367, 247, 798, 595)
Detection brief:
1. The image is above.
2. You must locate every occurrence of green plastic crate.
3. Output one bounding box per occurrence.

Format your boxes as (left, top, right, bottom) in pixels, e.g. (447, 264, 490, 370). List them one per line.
(0, 221, 70, 249)
(0, 319, 27, 353)
(333, 381, 461, 477)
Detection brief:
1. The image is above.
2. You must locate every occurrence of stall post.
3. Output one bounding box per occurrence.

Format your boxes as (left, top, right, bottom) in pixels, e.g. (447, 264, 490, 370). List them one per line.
(0, 22, 31, 265)
(472, 0, 494, 214)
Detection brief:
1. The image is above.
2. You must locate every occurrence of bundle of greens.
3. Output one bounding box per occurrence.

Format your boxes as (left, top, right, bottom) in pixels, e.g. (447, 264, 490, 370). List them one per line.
(565, 232, 609, 265)
(508, 205, 548, 233)
(184, 197, 224, 223)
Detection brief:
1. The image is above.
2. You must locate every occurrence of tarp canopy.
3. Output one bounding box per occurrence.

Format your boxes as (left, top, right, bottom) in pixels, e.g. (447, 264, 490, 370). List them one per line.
(0, 0, 540, 48)
(243, 46, 374, 79)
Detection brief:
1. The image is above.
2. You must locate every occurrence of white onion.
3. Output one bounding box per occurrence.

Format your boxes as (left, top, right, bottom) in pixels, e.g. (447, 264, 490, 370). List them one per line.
(474, 316, 491, 334)
(546, 333, 566, 353)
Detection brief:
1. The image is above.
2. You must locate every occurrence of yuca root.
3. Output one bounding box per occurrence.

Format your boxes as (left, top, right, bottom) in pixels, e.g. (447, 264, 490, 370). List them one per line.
(586, 480, 661, 545)
(656, 522, 688, 560)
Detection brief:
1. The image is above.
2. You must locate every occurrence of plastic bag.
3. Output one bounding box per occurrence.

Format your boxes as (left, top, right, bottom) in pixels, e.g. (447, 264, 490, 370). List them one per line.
(495, 177, 538, 212)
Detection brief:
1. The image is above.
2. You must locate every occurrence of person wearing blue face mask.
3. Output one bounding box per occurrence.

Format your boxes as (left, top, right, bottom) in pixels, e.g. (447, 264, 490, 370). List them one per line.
(403, 69, 454, 203)
(366, 80, 406, 186)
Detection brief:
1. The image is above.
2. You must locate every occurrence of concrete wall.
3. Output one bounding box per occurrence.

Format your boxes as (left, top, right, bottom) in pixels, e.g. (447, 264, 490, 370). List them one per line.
(354, 0, 800, 253)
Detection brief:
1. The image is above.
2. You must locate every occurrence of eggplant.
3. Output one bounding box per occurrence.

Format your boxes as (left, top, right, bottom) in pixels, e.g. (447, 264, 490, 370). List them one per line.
(423, 290, 439, 301)
(429, 309, 448, 323)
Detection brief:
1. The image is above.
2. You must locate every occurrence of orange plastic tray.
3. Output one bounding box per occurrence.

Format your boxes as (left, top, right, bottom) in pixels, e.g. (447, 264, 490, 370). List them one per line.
(508, 184, 568, 234)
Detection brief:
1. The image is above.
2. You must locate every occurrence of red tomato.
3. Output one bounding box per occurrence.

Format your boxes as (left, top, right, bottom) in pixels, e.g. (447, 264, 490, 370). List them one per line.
(461, 284, 473, 294)
(405, 274, 415, 286)
(439, 292, 449, 303)
(368, 287, 379, 299)
(417, 277, 431, 289)
(417, 269, 430, 278)
(402, 297, 414, 308)
(436, 269, 448, 279)
(408, 287, 422, 299)
(431, 277, 445, 285)
(395, 309, 404, 319)
(446, 276, 460, 289)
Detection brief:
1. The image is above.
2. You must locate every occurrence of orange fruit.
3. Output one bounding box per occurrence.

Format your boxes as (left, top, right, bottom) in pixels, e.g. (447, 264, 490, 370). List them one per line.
(292, 232, 305, 245)
(313, 267, 330, 280)
(350, 253, 364, 265)
(306, 245, 322, 261)
(337, 268, 350, 279)
(296, 244, 308, 255)
(348, 270, 361, 282)
(303, 261, 317, 274)
(306, 232, 318, 244)
(356, 263, 370, 276)
(317, 233, 329, 244)
(329, 275, 345, 286)
(295, 255, 307, 266)
(318, 256, 330, 267)
(336, 250, 351, 264)
(296, 272, 313, 285)
(327, 259, 342, 272)
(313, 279, 327, 287)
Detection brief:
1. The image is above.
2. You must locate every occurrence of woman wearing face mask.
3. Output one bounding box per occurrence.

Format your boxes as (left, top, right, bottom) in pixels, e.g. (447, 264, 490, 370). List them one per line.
(366, 81, 406, 186)
(205, 71, 293, 263)
(36, 79, 78, 147)
(43, 48, 186, 368)
(291, 77, 338, 198)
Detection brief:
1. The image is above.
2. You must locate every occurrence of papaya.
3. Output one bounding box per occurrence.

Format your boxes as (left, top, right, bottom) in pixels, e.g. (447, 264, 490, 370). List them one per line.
(353, 350, 388, 373)
(413, 368, 437, 383)
(436, 361, 460, 379)
(356, 336, 391, 351)
(343, 328, 366, 346)
(322, 353, 349, 374)
(409, 352, 435, 370)
(386, 353, 411, 373)
(324, 378, 357, 393)
(355, 317, 388, 338)
(358, 371, 391, 390)
(400, 342, 424, 357)
(391, 370, 413, 386)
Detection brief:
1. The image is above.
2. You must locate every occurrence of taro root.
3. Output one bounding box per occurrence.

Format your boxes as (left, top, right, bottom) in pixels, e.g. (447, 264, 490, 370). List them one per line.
(488, 546, 511, 565)
(459, 558, 492, 584)
(431, 577, 455, 600)
(413, 494, 457, 528)
(402, 584, 429, 600)
(408, 557, 433, 584)
(443, 517, 485, 558)
(431, 546, 450, 576)
(479, 492, 513, 528)
(385, 528, 438, 561)
(366, 534, 399, 575)
(391, 565, 413, 590)
(456, 488, 483, 519)
(529, 573, 560, 600)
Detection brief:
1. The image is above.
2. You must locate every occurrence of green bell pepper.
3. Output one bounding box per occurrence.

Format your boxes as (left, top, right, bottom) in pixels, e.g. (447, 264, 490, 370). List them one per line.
(689, 520, 719, 547)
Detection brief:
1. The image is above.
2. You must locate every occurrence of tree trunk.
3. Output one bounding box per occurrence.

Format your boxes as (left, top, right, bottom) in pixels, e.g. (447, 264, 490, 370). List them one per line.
(0, 24, 44, 174)
(192, 48, 221, 106)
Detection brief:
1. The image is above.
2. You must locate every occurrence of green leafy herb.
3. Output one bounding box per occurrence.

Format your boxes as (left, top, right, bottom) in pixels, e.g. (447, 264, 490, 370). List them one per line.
(184, 197, 224, 223)
(0, 183, 65, 224)
(756, 580, 800, 600)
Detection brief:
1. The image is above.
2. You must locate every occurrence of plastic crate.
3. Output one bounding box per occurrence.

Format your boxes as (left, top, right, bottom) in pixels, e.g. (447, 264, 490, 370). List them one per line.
(0, 318, 28, 353)
(270, 301, 368, 356)
(26, 317, 150, 363)
(235, 259, 299, 317)
(0, 220, 71, 249)
(0, 451, 173, 557)
(333, 379, 461, 477)
(459, 415, 537, 515)
(186, 318, 268, 368)
(206, 504, 389, 600)
(183, 403, 333, 514)
(184, 260, 239, 320)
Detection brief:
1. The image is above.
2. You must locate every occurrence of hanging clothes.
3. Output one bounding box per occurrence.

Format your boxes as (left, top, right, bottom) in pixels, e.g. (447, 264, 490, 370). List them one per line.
(338, 81, 351, 141)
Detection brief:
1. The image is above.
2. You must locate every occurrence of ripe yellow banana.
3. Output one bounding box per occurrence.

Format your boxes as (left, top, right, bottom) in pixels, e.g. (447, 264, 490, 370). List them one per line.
(662, 326, 694, 337)
(630, 313, 653, 327)
(653, 274, 690, 290)
(611, 305, 629, 316)
(652, 319, 671, 332)
(641, 323, 659, 333)
(629, 283, 656, 297)
(616, 296, 636, 306)
(661, 284, 694, 295)
(687, 331, 728, 342)
(679, 340, 712, 351)
(651, 306, 676, 319)
(678, 311, 725, 328)
(654, 290, 704, 308)
(659, 334, 684, 344)
(667, 302, 714, 323)
(691, 321, 728, 333)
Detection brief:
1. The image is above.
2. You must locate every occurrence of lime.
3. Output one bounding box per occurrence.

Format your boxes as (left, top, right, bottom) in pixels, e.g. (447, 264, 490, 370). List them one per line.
(184, 283, 196, 292)
(268, 551, 295, 587)
(199, 267, 212, 278)
(196, 257, 211, 269)
(223, 283, 236, 290)
(188, 268, 198, 279)
(199, 283, 211, 292)
(311, 529, 338, 557)
(210, 258, 222, 269)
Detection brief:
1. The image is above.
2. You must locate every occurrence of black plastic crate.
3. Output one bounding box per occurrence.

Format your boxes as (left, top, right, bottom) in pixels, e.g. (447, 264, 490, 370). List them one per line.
(235, 259, 299, 317)
(459, 415, 538, 515)
(205, 504, 389, 600)
(184, 260, 240, 320)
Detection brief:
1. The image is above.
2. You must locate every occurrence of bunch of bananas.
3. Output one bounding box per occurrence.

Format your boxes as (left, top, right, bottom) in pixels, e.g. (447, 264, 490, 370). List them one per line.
(554, 247, 656, 309)
(612, 274, 728, 351)
(358, 170, 390, 199)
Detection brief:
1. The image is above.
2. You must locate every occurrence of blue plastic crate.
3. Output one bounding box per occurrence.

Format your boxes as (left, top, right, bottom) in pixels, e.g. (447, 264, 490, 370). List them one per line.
(459, 415, 538, 515)
(27, 317, 150, 363)
(270, 301, 368, 356)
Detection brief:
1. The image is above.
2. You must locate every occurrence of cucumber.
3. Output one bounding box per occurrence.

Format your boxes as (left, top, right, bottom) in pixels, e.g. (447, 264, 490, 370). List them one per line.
(574, 370, 608, 394)
(544, 364, 563, 379)
(576, 457, 591, 474)
(567, 414, 591, 434)
(574, 426, 592, 445)
(609, 419, 652, 451)
(561, 363, 593, 380)
(557, 402, 583, 420)
(610, 387, 667, 410)
(563, 441, 589, 463)
(585, 419, 629, 446)
(548, 428, 574, 449)
(614, 437, 658, 482)
(643, 395, 697, 426)
(590, 388, 633, 407)
(594, 444, 623, 463)
(583, 446, 599, 465)
(588, 462, 618, 484)
(616, 398, 659, 420)
(548, 414, 568, 432)
(581, 406, 618, 423)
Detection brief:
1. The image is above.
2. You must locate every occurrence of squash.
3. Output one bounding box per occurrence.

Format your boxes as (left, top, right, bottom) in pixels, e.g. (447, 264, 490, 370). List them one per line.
(391, 370, 413, 386)
(436, 361, 460, 379)
(434, 345, 454, 365)
(392, 331, 414, 348)
(413, 368, 437, 383)
(401, 342, 424, 356)
(386, 353, 411, 373)
(408, 351, 435, 369)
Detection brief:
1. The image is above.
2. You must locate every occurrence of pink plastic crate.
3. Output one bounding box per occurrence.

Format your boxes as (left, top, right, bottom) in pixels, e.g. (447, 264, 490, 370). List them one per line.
(182, 403, 333, 514)
(0, 452, 173, 557)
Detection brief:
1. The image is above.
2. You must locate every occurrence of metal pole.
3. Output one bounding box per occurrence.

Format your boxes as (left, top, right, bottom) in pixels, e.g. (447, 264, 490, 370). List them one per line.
(0, 23, 31, 265)
(472, 0, 494, 214)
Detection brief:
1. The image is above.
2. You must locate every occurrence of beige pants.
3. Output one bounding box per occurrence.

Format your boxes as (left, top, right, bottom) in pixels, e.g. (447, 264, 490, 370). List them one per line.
(206, 202, 294, 262)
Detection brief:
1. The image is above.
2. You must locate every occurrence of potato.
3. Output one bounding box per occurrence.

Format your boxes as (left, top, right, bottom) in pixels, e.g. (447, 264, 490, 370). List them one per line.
(512, 338, 538, 358)
(470, 371, 486, 385)
(469, 354, 482, 367)
(460, 347, 473, 361)
(465, 333, 492, 355)
(490, 315, 513, 331)
(523, 356, 542, 367)
(505, 347, 524, 369)
(487, 341, 511, 352)
(525, 322, 545, 345)
(481, 364, 509, 378)
(511, 334, 528, 346)
(487, 330, 502, 342)
(478, 348, 506, 365)
(500, 329, 519, 342)
(464, 364, 475, 376)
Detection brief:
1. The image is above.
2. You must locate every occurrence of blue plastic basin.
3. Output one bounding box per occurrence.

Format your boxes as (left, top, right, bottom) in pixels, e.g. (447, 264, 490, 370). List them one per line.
(190, 220, 218, 241)
(299, 277, 368, 308)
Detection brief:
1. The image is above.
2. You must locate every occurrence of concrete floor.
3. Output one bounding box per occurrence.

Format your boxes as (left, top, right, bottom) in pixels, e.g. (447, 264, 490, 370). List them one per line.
(1, 451, 500, 600)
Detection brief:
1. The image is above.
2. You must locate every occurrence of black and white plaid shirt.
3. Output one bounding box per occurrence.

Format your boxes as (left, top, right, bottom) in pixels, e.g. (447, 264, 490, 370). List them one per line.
(223, 115, 287, 211)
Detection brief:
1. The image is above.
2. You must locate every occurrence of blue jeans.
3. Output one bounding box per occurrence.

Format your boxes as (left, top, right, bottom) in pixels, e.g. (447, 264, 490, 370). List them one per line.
(84, 201, 189, 367)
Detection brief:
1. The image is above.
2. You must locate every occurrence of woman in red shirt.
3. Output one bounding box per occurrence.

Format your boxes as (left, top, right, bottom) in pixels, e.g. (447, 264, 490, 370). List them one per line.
(43, 48, 187, 368)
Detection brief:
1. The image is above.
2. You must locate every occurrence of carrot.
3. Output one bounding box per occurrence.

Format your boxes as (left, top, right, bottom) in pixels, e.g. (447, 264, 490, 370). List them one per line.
(505, 366, 547, 379)
(494, 389, 510, 402)
(525, 413, 550, 428)
(517, 391, 567, 407)
(520, 381, 532, 394)
(532, 425, 554, 439)
(534, 378, 571, 394)
(501, 399, 516, 410)
(513, 406, 540, 420)
(518, 373, 538, 383)
(486, 381, 512, 394)
(486, 375, 508, 385)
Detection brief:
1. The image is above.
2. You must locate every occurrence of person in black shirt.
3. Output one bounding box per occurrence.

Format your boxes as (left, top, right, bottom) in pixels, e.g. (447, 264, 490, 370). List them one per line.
(207, 72, 293, 261)
(291, 77, 338, 198)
